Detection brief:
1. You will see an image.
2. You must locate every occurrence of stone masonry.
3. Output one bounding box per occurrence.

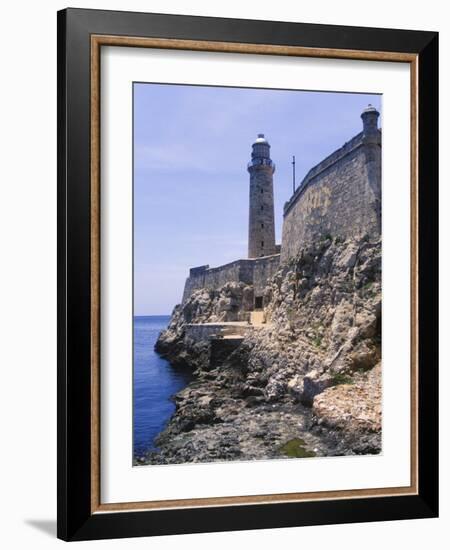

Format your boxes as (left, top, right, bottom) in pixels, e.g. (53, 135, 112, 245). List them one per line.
(281, 106, 381, 262)
(247, 134, 277, 258)
(181, 106, 381, 308)
(151, 107, 383, 465)
(182, 254, 280, 305)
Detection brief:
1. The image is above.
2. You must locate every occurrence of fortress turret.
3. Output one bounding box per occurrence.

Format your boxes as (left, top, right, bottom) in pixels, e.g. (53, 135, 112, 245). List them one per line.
(247, 134, 276, 258)
(361, 104, 380, 143)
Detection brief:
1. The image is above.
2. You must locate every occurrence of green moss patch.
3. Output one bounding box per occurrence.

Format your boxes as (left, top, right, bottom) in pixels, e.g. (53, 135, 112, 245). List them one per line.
(312, 335, 323, 348)
(279, 438, 316, 458)
(330, 373, 354, 386)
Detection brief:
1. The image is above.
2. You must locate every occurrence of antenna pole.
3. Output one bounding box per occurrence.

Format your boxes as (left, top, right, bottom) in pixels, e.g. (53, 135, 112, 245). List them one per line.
(292, 155, 296, 194)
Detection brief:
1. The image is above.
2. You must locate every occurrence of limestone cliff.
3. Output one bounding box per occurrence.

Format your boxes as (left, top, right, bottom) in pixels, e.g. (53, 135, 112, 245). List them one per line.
(144, 235, 381, 465)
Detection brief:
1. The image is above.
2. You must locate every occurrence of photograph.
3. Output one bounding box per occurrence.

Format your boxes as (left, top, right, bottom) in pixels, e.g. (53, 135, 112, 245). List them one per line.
(52, 5, 439, 542)
(133, 83, 383, 466)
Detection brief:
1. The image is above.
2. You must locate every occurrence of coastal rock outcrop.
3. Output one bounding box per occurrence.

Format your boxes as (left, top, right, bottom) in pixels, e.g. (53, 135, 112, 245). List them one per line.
(140, 235, 382, 465)
(155, 281, 253, 369)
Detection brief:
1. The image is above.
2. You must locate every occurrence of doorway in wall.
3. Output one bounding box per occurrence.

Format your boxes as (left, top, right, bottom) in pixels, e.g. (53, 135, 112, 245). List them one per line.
(254, 296, 263, 310)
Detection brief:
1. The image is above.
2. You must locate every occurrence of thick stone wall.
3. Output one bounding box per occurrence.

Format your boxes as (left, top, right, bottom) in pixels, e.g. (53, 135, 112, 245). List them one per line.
(182, 254, 280, 303)
(184, 323, 249, 341)
(281, 131, 381, 263)
(182, 260, 250, 303)
(181, 110, 381, 301)
(252, 255, 281, 296)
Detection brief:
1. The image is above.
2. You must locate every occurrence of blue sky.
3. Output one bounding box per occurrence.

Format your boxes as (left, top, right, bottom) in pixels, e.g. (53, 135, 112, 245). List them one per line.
(134, 83, 381, 315)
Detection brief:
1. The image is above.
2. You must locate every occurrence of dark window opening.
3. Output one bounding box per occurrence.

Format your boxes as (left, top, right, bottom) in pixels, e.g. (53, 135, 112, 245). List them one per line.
(261, 241, 264, 247)
(261, 189, 264, 194)
(261, 205, 264, 211)
(255, 296, 263, 309)
(261, 223, 264, 228)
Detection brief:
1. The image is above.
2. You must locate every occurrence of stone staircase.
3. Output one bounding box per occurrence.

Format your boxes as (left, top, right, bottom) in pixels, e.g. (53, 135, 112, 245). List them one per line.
(205, 314, 266, 367)
(250, 310, 265, 326)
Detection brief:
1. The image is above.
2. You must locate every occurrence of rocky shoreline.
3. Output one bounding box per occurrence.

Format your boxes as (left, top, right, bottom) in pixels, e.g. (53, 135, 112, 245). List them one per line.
(136, 236, 382, 465)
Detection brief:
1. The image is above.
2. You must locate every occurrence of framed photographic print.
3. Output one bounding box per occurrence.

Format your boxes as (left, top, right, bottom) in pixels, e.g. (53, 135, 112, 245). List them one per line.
(57, 8, 438, 541)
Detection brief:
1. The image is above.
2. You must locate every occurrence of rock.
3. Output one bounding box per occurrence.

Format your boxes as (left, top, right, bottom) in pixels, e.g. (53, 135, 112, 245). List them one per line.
(145, 236, 381, 464)
(339, 246, 359, 269)
(287, 375, 303, 400)
(264, 375, 287, 402)
(299, 375, 332, 406)
(348, 340, 380, 371)
(311, 362, 382, 453)
(355, 312, 378, 338)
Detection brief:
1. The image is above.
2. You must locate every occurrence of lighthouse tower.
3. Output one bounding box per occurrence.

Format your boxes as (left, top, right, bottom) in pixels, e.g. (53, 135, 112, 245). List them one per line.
(247, 134, 276, 258)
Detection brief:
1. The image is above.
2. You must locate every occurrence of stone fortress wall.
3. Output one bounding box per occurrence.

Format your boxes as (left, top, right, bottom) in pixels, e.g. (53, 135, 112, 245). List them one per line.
(281, 125, 381, 263)
(182, 254, 280, 303)
(181, 106, 381, 305)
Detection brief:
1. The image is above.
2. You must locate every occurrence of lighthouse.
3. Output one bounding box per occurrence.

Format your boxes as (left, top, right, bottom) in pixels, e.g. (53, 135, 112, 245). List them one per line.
(247, 134, 276, 259)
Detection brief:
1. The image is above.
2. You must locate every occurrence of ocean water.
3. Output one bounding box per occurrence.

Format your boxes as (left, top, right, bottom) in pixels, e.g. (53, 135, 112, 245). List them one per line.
(133, 315, 192, 457)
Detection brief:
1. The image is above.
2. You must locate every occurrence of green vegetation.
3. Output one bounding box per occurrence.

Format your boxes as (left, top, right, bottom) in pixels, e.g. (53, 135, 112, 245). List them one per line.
(330, 373, 354, 386)
(320, 233, 333, 242)
(361, 281, 375, 298)
(341, 280, 355, 292)
(354, 366, 368, 375)
(360, 280, 376, 297)
(310, 322, 325, 348)
(313, 335, 323, 348)
(279, 438, 316, 458)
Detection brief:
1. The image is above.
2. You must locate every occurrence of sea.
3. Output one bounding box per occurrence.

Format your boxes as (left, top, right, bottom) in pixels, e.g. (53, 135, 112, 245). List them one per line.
(133, 315, 192, 458)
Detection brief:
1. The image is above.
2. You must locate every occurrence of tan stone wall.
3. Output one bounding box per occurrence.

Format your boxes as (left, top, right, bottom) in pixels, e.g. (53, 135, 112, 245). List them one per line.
(252, 255, 281, 296)
(281, 138, 381, 263)
(182, 260, 248, 303)
(182, 254, 280, 304)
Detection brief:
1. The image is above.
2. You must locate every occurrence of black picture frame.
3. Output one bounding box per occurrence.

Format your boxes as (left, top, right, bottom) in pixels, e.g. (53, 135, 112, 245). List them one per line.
(57, 7, 438, 541)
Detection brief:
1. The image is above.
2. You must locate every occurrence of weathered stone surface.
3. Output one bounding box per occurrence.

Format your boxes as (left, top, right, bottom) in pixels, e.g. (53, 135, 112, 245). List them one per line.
(142, 113, 383, 465)
(141, 236, 382, 465)
(156, 281, 255, 369)
(182, 256, 280, 304)
(311, 363, 382, 455)
(247, 135, 277, 259)
(281, 129, 381, 263)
